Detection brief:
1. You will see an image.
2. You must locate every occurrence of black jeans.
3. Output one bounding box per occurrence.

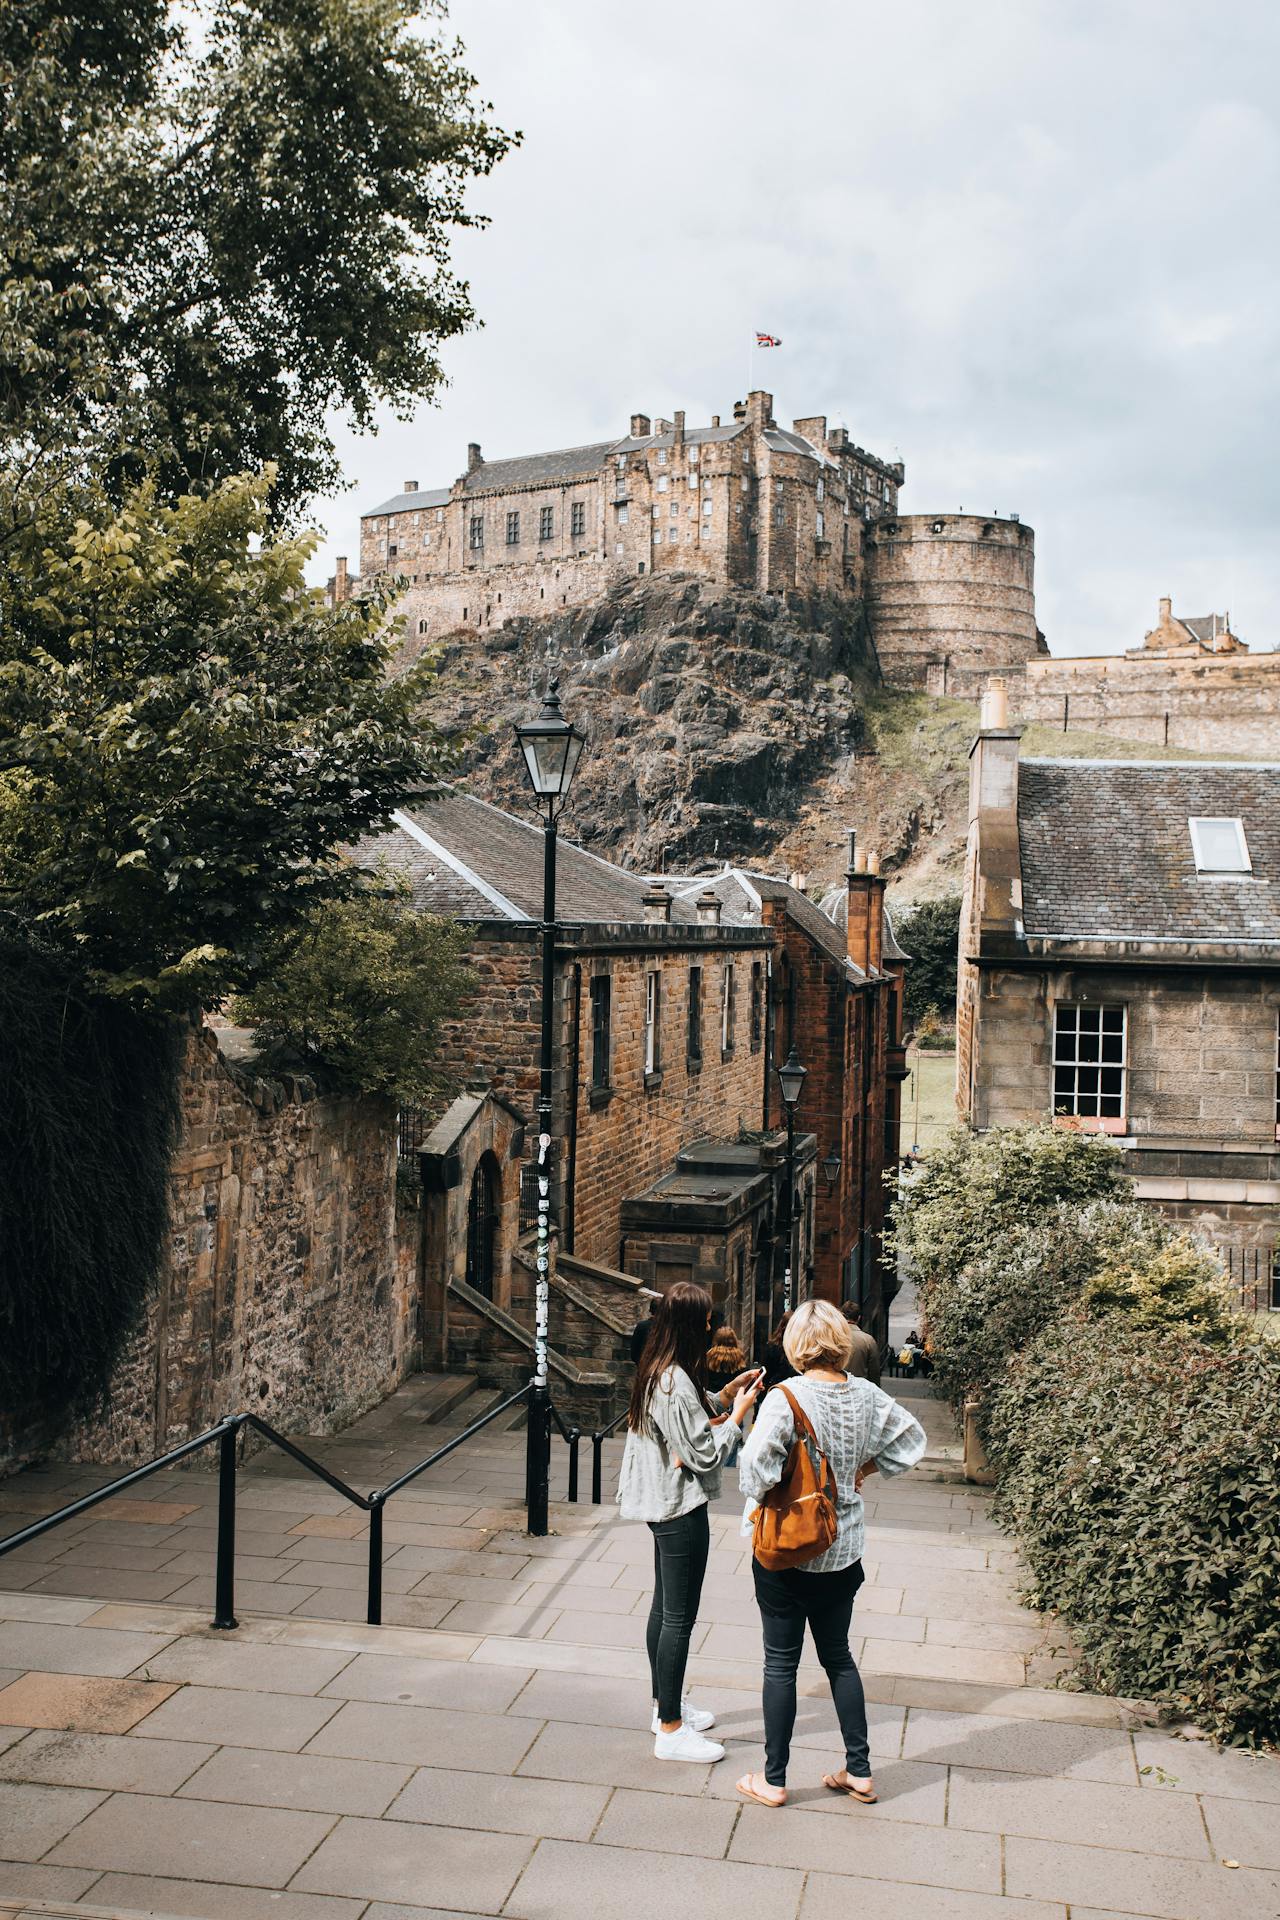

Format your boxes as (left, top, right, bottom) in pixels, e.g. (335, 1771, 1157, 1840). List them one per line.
(752, 1557, 869, 1787)
(646, 1505, 711, 1723)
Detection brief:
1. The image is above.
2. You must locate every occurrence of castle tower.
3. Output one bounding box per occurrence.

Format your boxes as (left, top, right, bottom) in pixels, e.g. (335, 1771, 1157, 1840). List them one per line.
(864, 513, 1046, 696)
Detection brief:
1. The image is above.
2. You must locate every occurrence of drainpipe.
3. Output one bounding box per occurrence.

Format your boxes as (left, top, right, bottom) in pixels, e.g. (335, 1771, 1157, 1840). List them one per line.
(565, 963, 582, 1256)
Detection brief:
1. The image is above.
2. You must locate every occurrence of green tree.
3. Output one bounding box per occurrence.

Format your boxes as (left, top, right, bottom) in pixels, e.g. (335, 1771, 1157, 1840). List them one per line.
(1, 0, 514, 518)
(893, 892, 962, 1030)
(0, 471, 454, 1007)
(234, 889, 474, 1104)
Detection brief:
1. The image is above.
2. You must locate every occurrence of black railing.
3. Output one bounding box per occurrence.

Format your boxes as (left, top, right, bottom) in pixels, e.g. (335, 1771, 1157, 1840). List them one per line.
(1216, 1244, 1280, 1314)
(590, 1406, 629, 1504)
(0, 1390, 533, 1633)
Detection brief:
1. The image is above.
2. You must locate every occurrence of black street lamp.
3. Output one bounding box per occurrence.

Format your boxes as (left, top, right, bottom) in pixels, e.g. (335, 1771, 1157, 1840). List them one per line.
(776, 1046, 806, 1315)
(514, 678, 587, 1537)
(821, 1147, 842, 1194)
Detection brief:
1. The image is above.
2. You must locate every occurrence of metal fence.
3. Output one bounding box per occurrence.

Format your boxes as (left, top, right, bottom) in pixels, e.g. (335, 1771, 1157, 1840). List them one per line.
(1216, 1244, 1280, 1314)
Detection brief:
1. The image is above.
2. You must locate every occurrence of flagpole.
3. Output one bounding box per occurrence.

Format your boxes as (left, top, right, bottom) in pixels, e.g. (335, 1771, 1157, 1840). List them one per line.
(748, 330, 754, 395)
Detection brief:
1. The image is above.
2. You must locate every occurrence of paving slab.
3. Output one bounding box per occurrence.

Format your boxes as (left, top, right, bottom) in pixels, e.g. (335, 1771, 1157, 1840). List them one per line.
(1003, 1834, 1280, 1918)
(318, 1651, 531, 1713)
(139, 1639, 356, 1696)
(517, 1717, 717, 1794)
(1131, 1728, 1280, 1803)
(0, 1622, 175, 1678)
(591, 1784, 738, 1857)
(800, 1873, 1066, 1920)
(1201, 1792, 1280, 1870)
(731, 1799, 1002, 1892)
(290, 1814, 533, 1909)
(0, 1862, 102, 1904)
(177, 1745, 412, 1816)
(507, 1835, 804, 1920)
(0, 1779, 107, 1861)
(306, 1699, 543, 1773)
(0, 1727, 212, 1793)
(85, 1871, 364, 1918)
(46, 1789, 336, 1886)
(901, 1708, 1140, 1783)
(0, 1671, 176, 1733)
(385, 1763, 607, 1840)
(947, 1764, 1211, 1858)
(131, 1684, 343, 1751)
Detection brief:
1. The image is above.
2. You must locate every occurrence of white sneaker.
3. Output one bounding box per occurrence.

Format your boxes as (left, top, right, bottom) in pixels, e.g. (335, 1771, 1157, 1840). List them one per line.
(650, 1699, 716, 1735)
(654, 1724, 726, 1763)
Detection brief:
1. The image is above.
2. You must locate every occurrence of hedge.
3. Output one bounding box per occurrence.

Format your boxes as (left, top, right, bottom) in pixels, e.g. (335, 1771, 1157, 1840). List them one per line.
(891, 1123, 1278, 1746)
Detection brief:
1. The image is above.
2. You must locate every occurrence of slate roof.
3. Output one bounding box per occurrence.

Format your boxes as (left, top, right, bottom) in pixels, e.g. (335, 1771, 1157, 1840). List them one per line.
(763, 426, 833, 465)
(460, 441, 620, 495)
(1017, 759, 1280, 948)
(611, 425, 746, 455)
(352, 790, 713, 926)
(363, 486, 452, 517)
(667, 869, 899, 979)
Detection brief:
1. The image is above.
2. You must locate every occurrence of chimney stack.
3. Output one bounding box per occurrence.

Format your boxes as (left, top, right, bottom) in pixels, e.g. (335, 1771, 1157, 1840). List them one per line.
(642, 883, 673, 924)
(673, 410, 685, 445)
(845, 835, 885, 973)
(467, 443, 483, 473)
(710, 414, 721, 428)
(695, 887, 722, 926)
(403, 480, 419, 493)
(333, 556, 349, 604)
(630, 412, 651, 438)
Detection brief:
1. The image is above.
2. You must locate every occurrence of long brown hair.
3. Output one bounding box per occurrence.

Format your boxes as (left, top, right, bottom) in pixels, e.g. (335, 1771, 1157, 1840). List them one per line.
(628, 1280, 713, 1430)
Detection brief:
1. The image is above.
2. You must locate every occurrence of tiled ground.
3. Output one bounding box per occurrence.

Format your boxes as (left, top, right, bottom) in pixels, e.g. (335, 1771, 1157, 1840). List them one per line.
(1, 1378, 1277, 1920)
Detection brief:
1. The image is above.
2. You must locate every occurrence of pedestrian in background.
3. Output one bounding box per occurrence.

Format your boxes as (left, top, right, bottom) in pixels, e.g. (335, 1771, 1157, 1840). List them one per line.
(841, 1301, 882, 1386)
(630, 1294, 659, 1365)
(761, 1311, 797, 1393)
(706, 1320, 749, 1395)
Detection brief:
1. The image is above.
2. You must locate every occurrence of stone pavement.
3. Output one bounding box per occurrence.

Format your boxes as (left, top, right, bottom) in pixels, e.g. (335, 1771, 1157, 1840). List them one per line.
(1, 1377, 1278, 1920)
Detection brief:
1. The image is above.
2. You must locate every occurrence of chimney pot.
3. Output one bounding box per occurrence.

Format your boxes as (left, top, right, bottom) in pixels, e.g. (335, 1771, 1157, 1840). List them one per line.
(642, 882, 673, 924)
(854, 848, 868, 875)
(695, 887, 722, 926)
(866, 852, 881, 876)
(980, 677, 1009, 730)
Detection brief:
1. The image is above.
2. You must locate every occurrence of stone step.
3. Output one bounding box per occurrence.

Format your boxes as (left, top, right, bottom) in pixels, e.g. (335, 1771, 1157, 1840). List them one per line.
(417, 1371, 482, 1424)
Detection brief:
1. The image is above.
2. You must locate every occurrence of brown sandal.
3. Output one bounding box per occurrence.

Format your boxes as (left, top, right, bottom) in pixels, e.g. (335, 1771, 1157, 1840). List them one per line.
(737, 1772, 787, 1808)
(823, 1771, 878, 1804)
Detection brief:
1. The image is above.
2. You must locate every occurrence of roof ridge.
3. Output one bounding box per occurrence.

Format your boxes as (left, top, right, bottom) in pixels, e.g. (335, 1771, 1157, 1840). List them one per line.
(1022, 756, 1280, 771)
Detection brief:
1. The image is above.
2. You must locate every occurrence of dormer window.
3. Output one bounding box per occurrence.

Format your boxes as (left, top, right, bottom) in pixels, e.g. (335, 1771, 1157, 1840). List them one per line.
(1189, 817, 1251, 875)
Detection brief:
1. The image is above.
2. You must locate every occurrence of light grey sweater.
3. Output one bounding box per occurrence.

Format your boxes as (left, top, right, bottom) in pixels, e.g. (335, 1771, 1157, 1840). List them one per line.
(617, 1368, 738, 1521)
(738, 1373, 926, 1572)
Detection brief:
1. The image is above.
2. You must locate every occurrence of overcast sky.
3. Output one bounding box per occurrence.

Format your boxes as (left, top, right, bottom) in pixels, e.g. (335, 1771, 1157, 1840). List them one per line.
(311, 0, 1279, 659)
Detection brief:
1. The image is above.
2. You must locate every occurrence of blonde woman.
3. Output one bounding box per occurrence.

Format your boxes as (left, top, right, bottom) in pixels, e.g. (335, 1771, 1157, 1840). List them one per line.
(736, 1299, 926, 1808)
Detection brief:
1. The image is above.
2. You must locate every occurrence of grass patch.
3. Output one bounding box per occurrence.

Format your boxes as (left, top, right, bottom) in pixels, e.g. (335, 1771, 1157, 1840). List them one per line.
(902, 1049, 956, 1154)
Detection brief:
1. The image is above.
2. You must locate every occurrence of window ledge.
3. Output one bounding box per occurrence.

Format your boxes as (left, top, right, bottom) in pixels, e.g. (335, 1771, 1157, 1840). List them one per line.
(721, 1046, 735, 1063)
(1053, 1114, 1128, 1136)
(588, 1085, 615, 1111)
(644, 1069, 664, 1092)
(687, 1054, 703, 1074)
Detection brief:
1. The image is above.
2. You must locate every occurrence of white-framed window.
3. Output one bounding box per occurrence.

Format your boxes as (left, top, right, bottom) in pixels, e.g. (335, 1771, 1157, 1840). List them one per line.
(1053, 1003, 1126, 1123)
(816, 511, 825, 538)
(1189, 817, 1251, 874)
(657, 475, 669, 492)
(616, 504, 629, 525)
(652, 503, 660, 518)
(616, 454, 627, 470)
(615, 541, 624, 556)
(773, 506, 783, 526)
(669, 503, 678, 518)
(702, 497, 713, 516)
(688, 445, 699, 464)
(644, 972, 661, 1075)
(687, 473, 698, 489)
(653, 529, 662, 543)
(657, 449, 668, 465)
(775, 479, 784, 495)
(816, 478, 825, 502)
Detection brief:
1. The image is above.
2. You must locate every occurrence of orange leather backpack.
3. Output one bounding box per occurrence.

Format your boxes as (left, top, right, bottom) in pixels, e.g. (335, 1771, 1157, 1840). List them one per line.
(751, 1385, 839, 1570)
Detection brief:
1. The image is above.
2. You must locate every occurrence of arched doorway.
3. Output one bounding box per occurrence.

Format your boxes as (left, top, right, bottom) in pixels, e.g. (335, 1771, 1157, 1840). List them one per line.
(465, 1154, 500, 1300)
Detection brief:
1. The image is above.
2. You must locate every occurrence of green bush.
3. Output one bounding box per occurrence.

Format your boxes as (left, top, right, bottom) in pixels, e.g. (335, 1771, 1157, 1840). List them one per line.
(989, 1318, 1280, 1746)
(894, 894, 962, 1029)
(233, 889, 474, 1106)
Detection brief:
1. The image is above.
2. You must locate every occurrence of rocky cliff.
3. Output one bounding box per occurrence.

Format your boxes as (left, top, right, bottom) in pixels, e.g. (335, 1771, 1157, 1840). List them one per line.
(417, 573, 882, 874)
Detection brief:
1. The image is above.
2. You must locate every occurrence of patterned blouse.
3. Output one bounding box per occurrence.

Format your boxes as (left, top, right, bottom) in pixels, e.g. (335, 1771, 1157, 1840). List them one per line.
(738, 1373, 927, 1573)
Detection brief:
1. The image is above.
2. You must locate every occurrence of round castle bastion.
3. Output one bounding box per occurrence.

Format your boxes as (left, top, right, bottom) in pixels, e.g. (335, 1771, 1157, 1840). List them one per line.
(865, 512, 1046, 696)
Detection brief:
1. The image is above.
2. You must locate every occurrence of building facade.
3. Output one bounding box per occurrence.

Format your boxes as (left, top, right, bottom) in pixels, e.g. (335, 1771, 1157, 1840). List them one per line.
(352, 391, 903, 648)
(360, 790, 904, 1371)
(957, 690, 1280, 1287)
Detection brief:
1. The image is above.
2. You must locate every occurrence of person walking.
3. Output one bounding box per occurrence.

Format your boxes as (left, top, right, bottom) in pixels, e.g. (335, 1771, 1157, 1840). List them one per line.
(618, 1281, 763, 1762)
(736, 1299, 925, 1808)
(706, 1320, 749, 1395)
(760, 1311, 797, 1393)
(630, 1295, 659, 1365)
(841, 1301, 882, 1387)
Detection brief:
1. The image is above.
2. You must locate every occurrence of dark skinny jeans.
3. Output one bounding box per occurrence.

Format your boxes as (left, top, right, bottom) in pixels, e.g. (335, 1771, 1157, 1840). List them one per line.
(752, 1556, 869, 1786)
(646, 1504, 711, 1722)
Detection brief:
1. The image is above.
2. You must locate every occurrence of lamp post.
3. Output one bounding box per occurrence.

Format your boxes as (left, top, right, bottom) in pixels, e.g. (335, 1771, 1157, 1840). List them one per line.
(775, 1046, 806, 1316)
(514, 679, 586, 1537)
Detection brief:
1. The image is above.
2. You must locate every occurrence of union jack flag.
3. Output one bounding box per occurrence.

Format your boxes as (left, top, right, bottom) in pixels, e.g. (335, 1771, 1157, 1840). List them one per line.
(755, 331, 782, 348)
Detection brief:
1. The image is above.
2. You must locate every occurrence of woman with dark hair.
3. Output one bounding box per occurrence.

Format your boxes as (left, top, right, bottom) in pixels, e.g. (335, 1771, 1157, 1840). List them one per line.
(618, 1281, 763, 1762)
(761, 1312, 798, 1394)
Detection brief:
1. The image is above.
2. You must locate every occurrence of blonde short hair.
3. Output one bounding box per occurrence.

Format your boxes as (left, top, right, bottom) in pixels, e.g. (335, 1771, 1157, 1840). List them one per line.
(782, 1299, 853, 1373)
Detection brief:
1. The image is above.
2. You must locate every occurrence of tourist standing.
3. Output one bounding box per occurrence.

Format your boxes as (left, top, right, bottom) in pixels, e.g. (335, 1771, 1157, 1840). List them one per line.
(618, 1281, 763, 1762)
(841, 1301, 882, 1386)
(736, 1299, 925, 1807)
(706, 1320, 749, 1395)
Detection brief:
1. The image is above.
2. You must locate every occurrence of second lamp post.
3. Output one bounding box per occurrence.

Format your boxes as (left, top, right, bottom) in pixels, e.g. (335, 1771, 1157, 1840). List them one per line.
(514, 680, 586, 1536)
(776, 1045, 806, 1316)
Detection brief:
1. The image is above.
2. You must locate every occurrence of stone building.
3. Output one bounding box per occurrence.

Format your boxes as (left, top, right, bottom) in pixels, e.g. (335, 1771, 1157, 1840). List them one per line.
(355, 391, 903, 647)
(1013, 596, 1280, 755)
(957, 688, 1280, 1284)
(864, 513, 1047, 696)
(361, 789, 904, 1378)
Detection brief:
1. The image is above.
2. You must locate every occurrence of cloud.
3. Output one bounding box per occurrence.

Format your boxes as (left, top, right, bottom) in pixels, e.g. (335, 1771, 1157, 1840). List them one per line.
(311, 0, 1280, 658)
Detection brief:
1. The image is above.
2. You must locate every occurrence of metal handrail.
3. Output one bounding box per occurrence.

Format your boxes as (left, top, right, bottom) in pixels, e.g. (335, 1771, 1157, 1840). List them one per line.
(549, 1400, 581, 1503)
(0, 1388, 534, 1633)
(589, 1406, 630, 1504)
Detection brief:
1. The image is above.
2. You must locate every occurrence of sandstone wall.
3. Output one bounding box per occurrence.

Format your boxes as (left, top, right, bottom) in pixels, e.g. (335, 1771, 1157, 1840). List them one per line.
(866, 515, 1044, 694)
(1013, 650, 1280, 755)
(56, 1026, 407, 1464)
